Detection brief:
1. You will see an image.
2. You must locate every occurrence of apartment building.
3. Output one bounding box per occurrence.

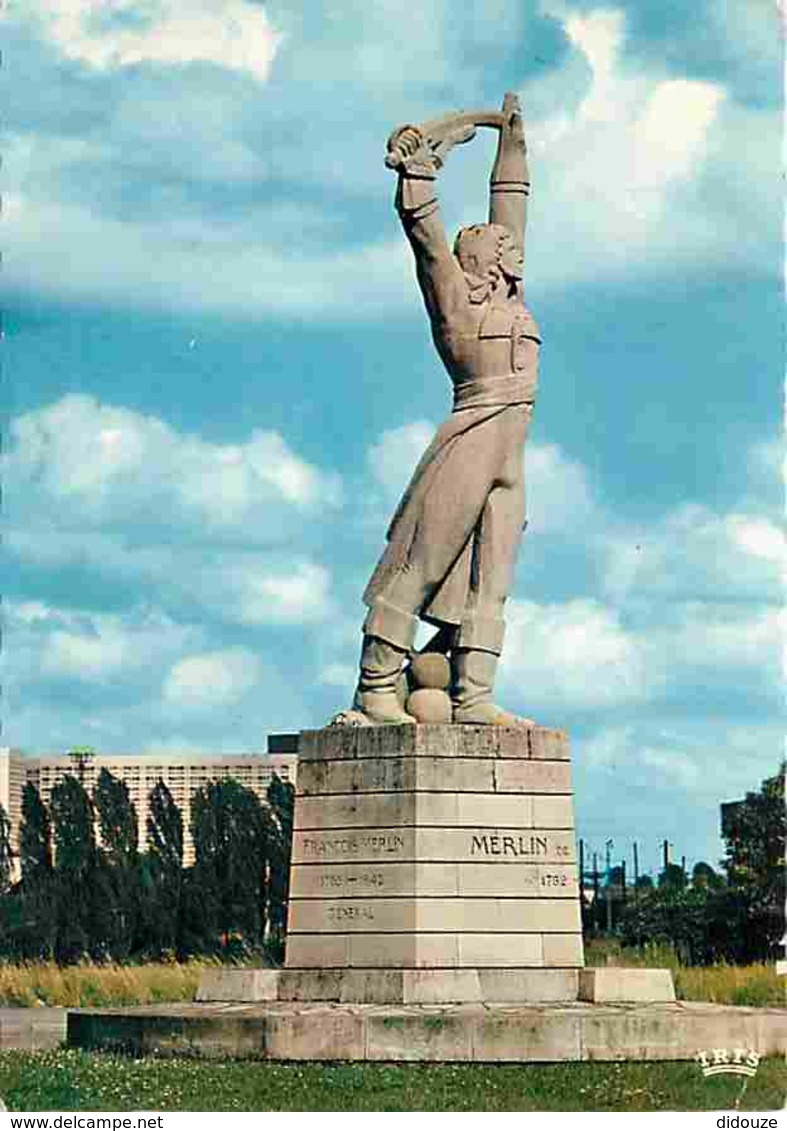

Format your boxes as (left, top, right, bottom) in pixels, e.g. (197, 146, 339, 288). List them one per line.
(0, 745, 298, 877)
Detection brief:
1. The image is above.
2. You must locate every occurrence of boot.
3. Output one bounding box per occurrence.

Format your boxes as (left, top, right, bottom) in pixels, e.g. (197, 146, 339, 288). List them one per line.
(451, 648, 535, 726)
(355, 635, 415, 724)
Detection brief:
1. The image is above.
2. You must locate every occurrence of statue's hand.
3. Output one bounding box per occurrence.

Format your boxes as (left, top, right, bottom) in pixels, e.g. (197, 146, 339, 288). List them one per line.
(385, 125, 440, 177)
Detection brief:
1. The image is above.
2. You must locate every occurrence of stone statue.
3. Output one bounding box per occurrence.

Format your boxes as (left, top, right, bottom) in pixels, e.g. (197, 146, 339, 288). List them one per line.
(351, 93, 540, 727)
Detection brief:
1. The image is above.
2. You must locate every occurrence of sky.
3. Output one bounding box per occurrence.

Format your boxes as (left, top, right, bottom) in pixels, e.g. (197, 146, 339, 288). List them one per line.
(3, 0, 783, 876)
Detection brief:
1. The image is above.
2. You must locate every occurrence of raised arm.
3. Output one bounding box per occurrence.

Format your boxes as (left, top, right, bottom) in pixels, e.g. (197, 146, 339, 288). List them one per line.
(387, 126, 465, 328)
(489, 93, 529, 261)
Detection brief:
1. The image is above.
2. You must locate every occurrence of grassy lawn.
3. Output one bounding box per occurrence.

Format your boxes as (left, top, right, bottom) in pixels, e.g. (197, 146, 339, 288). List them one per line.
(0, 962, 208, 1009)
(0, 1050, 784, 1112)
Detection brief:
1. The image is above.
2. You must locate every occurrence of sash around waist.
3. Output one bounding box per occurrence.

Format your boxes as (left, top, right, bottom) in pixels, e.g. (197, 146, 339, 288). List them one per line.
(452, 373, 537, 410)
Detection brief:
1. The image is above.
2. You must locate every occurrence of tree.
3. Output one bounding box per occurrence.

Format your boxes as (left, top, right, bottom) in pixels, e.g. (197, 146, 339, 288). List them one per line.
(189, 778, 268, 957)
(50, 775, 97, 962)
(720, 762, 786, 961)
(94, 769, 138, 866)
(266, 773, 295, 962)
(93, 769, 141, 959)
(0, 803, 12, 895)
(20, 783, 52, 880)
(691, 861, 722, 889)
(658, 863, 687, 891)
(13, 784, 57, 960)
(144, 779, 184, 955)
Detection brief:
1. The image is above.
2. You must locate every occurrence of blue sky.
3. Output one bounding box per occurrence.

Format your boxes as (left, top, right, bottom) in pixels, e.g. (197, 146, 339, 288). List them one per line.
(4, 0, 783, 875)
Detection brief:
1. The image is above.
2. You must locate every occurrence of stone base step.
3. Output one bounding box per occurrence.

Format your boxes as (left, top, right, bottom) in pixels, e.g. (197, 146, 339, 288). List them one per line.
(195, 965, 677, 1005)
(67, 1000, 787, 1062)
(196, 966, 581, 1004)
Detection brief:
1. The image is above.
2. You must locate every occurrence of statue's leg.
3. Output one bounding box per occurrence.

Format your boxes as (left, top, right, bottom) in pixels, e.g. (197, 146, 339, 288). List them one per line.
(452, 407, 534, 726)
(355, 634, 415, 724)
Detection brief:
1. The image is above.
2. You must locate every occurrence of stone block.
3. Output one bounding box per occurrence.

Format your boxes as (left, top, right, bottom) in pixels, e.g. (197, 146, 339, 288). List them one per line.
(478, 969, 579, 1003)
(528, 729, 570, 761)
(264, 1005, 365, 1060)
(364, 1007, 477, 1061)
(578, 968, 676, 1003)
(284, 933, 350, 968)
(458, 932, 543, 967)
(348, 932, 460, 968)
(531, 794, 575, 829)
(298, 723, 564, 763)
(288, 896, 581, 936)
(473, 1006, 582, 1061)
(296, 790, 545, 830)
(289, 860, 579, 901)
(196, 968, 280, 1002)
(542, 933, 585, 967)
(495, 759, 572, 794)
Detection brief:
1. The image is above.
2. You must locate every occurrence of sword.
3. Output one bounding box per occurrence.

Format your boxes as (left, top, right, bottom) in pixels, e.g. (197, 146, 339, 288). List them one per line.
(385, 110, 506, 171)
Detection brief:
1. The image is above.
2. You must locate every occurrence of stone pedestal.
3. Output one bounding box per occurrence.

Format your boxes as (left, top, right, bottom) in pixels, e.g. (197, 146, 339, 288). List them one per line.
(281, 723, 583, 1003)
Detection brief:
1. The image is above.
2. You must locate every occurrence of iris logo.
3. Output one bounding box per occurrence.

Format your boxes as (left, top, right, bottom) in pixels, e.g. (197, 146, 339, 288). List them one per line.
(695, 1048, 762, 1078)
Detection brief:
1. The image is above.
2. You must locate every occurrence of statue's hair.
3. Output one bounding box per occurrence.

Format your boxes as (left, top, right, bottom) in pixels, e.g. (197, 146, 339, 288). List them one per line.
(453, 223, 510, 277)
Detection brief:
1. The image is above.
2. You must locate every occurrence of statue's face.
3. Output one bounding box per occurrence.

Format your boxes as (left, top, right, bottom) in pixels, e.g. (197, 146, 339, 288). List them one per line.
(498, 233, 524, 282)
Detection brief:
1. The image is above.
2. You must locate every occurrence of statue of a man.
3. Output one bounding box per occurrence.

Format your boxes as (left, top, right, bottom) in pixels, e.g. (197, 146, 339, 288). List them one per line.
(355, 92, 540, 726)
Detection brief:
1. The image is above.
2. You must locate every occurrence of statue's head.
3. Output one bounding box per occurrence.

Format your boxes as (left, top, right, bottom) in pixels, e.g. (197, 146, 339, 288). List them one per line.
(453, 223, 523, 285)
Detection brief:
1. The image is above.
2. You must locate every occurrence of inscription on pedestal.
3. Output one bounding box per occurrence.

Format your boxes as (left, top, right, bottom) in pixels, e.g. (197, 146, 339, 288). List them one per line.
(293, 827, 576, 865)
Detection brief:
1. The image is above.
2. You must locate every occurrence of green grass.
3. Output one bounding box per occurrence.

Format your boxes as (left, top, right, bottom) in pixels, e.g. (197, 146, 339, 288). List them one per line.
(1, 949, 783, 1007)
(584, 939, 785, 1007)
(0, 1051, 784, 1111)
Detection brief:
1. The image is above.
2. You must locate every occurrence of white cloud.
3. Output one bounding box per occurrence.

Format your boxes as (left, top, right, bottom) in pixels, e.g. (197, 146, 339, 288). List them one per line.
(28, 0, 281, 80)
(726, 515, 785, 567)
(6, 600, 202, 687)
(564, 9, 626, 123)
(603, 502, 783, 603)
(501, 597, 647, 710)
(2, 598, 314, 752)
(221, 560, 333, 625)
(6, 394, 340, 533)
(163, 648, 261, 710)
(367, 420, 436, 503)
(526, 442, 596, 534)
(43, 630, 128, 681)
(5, 397, 339, 629)
(630, 80, 725, 190)
(5, 182, 415, 318)
(525, 6, 749, 285)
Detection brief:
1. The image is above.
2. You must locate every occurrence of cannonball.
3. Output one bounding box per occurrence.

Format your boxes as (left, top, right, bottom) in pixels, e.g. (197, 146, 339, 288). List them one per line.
(406, 687, 452, 723)
(409, 652, 451, 690)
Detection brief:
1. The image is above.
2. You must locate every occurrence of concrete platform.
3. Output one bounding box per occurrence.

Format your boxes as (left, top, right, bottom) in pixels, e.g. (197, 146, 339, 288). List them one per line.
(67, 1000, 787, 1062)
(0, 1008, 67, 1050)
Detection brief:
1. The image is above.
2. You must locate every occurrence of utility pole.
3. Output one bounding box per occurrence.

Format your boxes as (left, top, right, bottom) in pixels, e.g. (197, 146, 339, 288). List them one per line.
(620, 859, 627, 905)
(605, 839, 614, 933)
(592, 851, 599, 934)
(663, 839, 670, 873)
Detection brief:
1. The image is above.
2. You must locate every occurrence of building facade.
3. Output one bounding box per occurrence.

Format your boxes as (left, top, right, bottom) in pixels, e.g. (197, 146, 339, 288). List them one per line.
(0, 747, 298, 878)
